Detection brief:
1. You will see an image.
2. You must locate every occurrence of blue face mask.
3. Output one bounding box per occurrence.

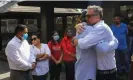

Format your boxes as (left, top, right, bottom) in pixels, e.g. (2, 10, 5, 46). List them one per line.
(23, 33, 28, 40)
(53, 35, 59, 41)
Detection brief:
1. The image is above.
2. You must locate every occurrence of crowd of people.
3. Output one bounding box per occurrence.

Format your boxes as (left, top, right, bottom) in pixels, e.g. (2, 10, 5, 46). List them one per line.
(4, 5, 133, 80)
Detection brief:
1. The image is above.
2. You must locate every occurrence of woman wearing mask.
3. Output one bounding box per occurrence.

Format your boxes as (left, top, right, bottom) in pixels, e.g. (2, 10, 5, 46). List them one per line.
(30, 34, 51, 80)
(61, 28, 76, 80)
(48, 30, 63, 80)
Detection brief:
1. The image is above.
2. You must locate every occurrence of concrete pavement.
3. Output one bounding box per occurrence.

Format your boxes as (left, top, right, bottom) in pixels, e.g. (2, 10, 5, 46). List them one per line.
(0, 60, 10, 80)
(0, 60, 66, 80)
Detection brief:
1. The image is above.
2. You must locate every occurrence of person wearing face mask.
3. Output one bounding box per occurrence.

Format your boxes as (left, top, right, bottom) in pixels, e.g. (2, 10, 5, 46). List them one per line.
(110, 15, 129, 79)
(30, 33, 51, 80)
(48, 30, 63, 80)
(5, 24, 36, 80)
(61, 28, 76, 80)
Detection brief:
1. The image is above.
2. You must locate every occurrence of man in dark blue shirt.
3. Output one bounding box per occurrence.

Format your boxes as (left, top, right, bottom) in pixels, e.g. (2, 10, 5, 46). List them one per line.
(110, 15, 129, 78)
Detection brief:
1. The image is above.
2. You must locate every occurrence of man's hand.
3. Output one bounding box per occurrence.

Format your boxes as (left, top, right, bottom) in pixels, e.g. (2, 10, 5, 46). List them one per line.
(73, 38, 78, 46)
(76, 23, 85, 34)
(31, 62, 36, 69)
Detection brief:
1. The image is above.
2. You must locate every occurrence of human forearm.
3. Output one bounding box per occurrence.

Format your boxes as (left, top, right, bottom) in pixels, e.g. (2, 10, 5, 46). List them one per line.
(7, 55, 32, 70)
(37, 53, 49, 61)
(72, 37, 78, 46)
(6, 45, 32, 70)
(36, 53, 46, 59)
(59, 52, 63, 61)
(50, 55, 57, 63)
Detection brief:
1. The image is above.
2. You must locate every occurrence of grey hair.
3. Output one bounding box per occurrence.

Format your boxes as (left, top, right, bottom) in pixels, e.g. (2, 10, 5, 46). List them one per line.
(87, 5, 103, 19)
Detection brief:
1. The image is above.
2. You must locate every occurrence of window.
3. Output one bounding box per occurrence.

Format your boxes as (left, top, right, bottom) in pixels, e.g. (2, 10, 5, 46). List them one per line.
(24, 19, 38, 32)
(1, 19, 17, 33)
(1, 19, 17, 50)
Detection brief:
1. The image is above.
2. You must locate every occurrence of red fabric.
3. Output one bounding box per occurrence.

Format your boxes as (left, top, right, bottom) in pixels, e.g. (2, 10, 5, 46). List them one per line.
(61, 36, 76, 62)
(48, 41, 62, 61)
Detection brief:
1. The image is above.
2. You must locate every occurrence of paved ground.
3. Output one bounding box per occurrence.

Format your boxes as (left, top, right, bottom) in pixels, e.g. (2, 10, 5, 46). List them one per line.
(0, 60, 129, 80)
(0, 60, 10, 80)
(0, 60, 66, 80)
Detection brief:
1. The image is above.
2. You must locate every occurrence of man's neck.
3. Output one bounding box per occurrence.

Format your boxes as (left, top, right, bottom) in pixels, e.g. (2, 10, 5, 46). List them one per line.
(115, 23, 121, 27)
(16, 35, 22, 41)
(94, 20, 101, 25)
(88, 20, 101, 26)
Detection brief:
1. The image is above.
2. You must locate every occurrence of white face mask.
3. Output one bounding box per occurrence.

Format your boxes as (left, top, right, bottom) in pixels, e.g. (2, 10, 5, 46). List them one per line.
(128, 14, 132, 18)
(53, 35, 59, 41)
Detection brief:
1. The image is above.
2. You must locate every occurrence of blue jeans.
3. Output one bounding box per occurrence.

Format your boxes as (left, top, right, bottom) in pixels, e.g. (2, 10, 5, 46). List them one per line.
(115, 49, 130, 73)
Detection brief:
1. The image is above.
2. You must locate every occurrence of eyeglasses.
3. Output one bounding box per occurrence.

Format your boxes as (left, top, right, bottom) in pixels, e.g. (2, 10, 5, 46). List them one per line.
(86, 14, 98, 18)
(31, 38, 37, 41)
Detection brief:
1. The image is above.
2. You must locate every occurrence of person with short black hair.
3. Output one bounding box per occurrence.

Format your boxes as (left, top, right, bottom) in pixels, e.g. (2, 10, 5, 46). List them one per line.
(30, 33, 51, 80)
(5, 24, 36, 80)
(111, 15, 129, 78)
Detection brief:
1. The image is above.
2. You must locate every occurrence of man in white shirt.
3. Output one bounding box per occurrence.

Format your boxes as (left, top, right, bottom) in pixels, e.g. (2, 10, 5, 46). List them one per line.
(5, 25, 36, 80)
(73, 5, 117, 80)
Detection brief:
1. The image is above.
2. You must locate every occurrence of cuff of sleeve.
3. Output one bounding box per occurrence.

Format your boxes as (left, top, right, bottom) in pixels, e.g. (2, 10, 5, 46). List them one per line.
(77, 39, 85, 49)
(32, 59, 36, 63)
(77, 39, 80, 47)
(28, 63, 32, 69)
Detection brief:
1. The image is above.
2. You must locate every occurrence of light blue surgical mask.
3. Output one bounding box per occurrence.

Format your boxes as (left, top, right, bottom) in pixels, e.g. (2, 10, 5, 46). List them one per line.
(23, 33, 28, 40)
(53, 35, 59, 41)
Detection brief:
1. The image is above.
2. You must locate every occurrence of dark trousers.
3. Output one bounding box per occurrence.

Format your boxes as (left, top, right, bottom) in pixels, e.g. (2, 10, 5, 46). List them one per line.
(129, 61, 133, 80)
(10, 69, 33, 80)
(115, 49, 130, 73)
(49, 61, 62, 80)
(64, 61, 75, 80)
(128, 36, 133, 63)
(97, 69, 117, 80)
(32, 73, 48, 80)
